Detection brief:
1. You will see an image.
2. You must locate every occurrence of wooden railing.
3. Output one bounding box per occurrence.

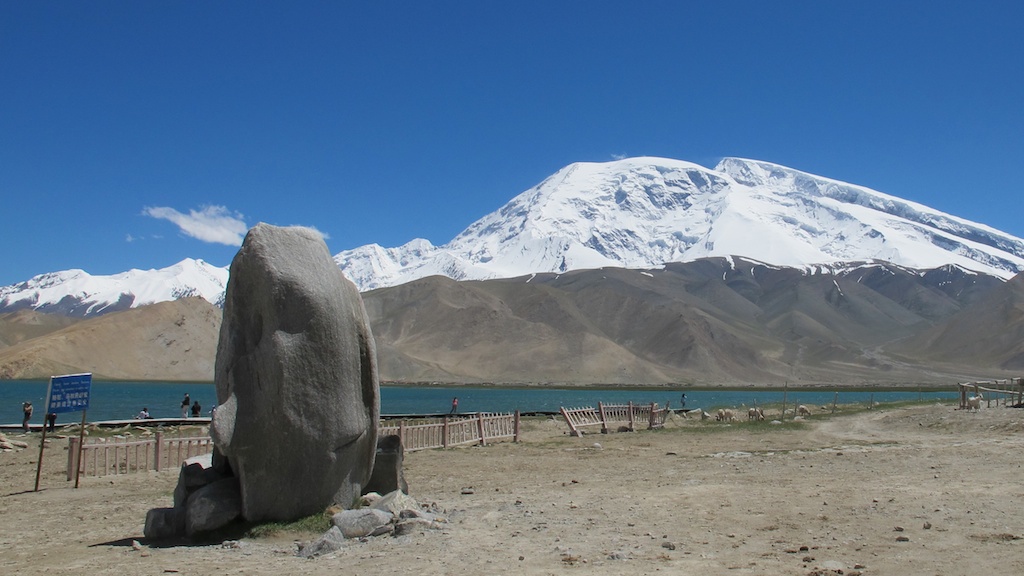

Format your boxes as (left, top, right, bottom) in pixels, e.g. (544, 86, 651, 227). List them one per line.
(378, 412, 521, 452)
(67, 413, 521, 479)
(560, 401, 670, 436)
(958, 379, 1024, 409)
(68, 432, 213, 480)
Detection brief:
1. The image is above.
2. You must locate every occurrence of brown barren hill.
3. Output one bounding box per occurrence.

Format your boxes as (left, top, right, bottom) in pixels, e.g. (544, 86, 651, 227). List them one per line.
(0, 309, 80, 348)
(0, 297, 221, 381)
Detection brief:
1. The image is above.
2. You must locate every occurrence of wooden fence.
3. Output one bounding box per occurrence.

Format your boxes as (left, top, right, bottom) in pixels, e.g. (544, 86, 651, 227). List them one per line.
(379, 412, 520, 452)
(559, 401, 670, 436)
(66, 412, 520, 480)
(68, 432, 213, 480)
(958, 379, 1024, 410)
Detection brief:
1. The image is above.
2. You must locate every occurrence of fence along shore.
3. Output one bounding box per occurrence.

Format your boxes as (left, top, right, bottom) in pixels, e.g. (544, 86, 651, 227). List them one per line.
(61, 411, 520, 480)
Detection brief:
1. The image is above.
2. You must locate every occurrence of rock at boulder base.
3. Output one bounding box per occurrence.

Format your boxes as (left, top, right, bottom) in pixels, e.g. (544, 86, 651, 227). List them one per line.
(332, 508, 393, 538)
(364, 434, 409, 496)
(297, 525, 346, 559)
(184, 477, 243, 536)
(144, 507, 183, 540)
(212, 224, 380, 522)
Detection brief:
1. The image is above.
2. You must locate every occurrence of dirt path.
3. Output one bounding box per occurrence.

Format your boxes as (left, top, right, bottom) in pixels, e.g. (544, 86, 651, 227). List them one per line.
(2, 403, 1023, 575)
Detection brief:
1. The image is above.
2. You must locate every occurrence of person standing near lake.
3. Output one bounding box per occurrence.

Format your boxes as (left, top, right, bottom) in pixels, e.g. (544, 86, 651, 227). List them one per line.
(191, 400, 201, 417)
(181, 393, 190, 418)
(21, 401, 33, 432)
(450, 397, 459, 414)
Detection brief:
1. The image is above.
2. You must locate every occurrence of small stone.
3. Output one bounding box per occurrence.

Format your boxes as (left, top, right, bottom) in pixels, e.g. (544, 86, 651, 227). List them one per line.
(332, 509, 393, 539)
(923, 522, 932, 530)
(461, 487, 475, 495)
(661, 542, 676, 550)
(896, 536, 910, 542)
(297, 526, 346, 559)
(131, 540, 143, 551)
(894, 526, 905, 532)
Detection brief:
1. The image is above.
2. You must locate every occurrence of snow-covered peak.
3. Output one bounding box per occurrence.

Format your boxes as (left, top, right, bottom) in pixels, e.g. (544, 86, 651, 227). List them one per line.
(0, 258, 228, 316)
(337, 156, 1024, 290)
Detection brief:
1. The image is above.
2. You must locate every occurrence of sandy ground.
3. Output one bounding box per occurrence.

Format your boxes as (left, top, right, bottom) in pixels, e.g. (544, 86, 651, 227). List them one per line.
(2, 402, 1024, 576)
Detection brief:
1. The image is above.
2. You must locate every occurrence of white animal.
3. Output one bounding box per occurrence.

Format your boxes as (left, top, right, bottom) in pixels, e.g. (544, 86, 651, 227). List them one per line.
(966, 392, 983, 412)
(748, 407, 765, 421)
(716, 408, 735, 422)
(797, 405, 812, 417)
(701, 411, 711, 420)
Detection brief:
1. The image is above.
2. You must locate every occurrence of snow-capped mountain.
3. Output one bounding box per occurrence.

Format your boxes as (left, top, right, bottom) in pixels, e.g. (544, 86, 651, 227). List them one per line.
(4, 156, 1024, 316)
(336, 157, 1024, 291)
(0, 258, 228, 317)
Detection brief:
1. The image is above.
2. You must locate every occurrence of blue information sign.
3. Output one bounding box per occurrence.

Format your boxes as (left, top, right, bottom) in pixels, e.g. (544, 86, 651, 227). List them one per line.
(46, 373, 92, 414)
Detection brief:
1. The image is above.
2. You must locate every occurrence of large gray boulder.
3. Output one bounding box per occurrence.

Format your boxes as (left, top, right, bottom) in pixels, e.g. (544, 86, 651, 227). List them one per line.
(212, 224, 380, 523)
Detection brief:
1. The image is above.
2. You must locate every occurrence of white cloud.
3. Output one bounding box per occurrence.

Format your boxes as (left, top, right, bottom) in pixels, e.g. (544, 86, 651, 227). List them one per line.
(301, 225, 330, 241)
(143, 205, 249, 246)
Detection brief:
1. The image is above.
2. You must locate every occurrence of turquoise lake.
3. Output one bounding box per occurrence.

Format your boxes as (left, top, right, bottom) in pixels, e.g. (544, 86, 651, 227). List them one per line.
(0, 379, 958, 426)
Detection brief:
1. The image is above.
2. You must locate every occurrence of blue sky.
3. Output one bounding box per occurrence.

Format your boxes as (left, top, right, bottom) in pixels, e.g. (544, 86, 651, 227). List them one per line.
(2, 1, 1022, 286)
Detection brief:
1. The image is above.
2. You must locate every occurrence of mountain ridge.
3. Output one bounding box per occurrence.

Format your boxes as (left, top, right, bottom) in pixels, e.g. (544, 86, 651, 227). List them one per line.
(2, 259, 1014, 385)
(3, 156, 1024, 317)
(335, 156, 1024, 292)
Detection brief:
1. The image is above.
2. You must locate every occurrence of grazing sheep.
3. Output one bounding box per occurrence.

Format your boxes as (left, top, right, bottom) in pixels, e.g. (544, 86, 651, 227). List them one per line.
(966, 392, 984, 412)
(797, 405, 812, 417)
(749, 407, 765, 421)
(716, 408, 735, 422)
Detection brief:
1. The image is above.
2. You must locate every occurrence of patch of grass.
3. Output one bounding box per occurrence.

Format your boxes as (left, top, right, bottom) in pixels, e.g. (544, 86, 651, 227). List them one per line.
(245, 513, 331, 539)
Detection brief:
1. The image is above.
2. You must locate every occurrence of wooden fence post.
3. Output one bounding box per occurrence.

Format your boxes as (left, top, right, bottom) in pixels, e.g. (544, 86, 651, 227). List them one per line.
(477, 413, 487, 446)
(648, 402, 657, 429)
(154, 432, 163, 471)
(443, 416, 450, 448)
(598, 402, 609, 434)
(627, 401, 635, 431)
(781, 382, 788, 422)
(399, 421, 406, 450)
(67, 437, 79, 481)
(514, 410, 521, 443)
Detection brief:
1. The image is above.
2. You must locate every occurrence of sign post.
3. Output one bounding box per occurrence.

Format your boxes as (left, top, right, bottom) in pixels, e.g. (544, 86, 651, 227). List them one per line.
(34, 373, 92, 491)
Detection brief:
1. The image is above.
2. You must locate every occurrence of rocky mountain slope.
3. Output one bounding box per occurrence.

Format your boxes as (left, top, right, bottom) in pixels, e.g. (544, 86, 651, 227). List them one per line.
(2, 260, 1017, 386)
(0, 297, 221, 381)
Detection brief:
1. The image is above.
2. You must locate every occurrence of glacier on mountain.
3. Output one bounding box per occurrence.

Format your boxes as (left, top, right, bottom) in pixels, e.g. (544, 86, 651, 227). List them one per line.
(336, 157, 1024, 291)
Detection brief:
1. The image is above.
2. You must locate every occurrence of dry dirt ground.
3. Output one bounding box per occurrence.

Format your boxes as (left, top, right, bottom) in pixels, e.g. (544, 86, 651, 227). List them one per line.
(3, 402, 1024, 576)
